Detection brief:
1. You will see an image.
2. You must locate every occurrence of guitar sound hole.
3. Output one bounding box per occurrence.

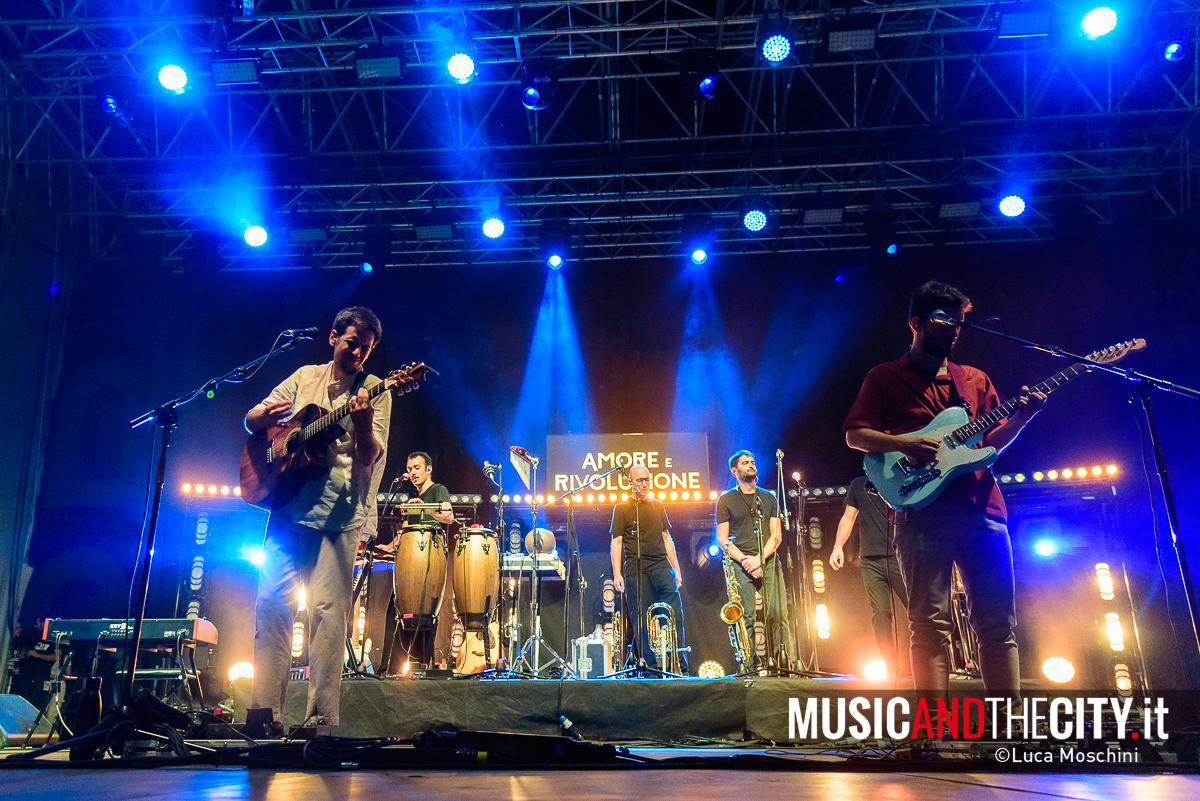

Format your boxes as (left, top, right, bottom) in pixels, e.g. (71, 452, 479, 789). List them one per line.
(285, 432, 301, 455)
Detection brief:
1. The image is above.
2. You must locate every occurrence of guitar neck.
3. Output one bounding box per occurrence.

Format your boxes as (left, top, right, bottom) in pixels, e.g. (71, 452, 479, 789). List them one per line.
(300, 375, 392, 441)
(953, 361, 1091, 444)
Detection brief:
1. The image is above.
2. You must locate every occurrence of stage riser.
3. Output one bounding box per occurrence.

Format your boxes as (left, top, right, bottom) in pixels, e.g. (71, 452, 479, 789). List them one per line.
(285, 676, 1002, 742)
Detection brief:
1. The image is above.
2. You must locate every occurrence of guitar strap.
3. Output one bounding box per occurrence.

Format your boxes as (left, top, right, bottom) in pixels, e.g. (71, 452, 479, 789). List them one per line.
(945, 362, 973, 418)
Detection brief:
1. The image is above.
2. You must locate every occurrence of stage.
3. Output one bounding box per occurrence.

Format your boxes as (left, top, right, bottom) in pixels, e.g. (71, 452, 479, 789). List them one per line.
(295, 674, 1033, 743)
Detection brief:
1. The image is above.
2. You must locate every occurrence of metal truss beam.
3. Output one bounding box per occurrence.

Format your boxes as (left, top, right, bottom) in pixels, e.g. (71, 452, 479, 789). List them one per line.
(1, 1, 1197, 269)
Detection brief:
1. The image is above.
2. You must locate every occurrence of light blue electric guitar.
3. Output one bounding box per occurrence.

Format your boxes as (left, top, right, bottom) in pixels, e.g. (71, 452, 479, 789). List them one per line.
(864, 339, 1145, 511)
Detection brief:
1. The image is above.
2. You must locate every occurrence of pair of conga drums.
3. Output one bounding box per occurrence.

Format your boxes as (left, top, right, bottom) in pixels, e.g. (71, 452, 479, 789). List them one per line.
(392, 524, 499, 632)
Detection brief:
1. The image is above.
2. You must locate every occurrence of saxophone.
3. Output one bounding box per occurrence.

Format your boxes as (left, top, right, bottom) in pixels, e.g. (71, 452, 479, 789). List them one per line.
(720, 542, 753, 668)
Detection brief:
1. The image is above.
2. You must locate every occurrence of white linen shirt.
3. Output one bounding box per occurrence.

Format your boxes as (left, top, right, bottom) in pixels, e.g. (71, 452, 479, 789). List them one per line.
(249, 361, 391, 533)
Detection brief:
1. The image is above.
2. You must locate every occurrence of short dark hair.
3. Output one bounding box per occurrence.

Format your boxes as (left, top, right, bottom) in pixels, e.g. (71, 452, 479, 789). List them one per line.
(909, 281, 972, 323)
(333, 306, 382, 342)
(728, 449, 754, 471)
(407, 451, 432, 468)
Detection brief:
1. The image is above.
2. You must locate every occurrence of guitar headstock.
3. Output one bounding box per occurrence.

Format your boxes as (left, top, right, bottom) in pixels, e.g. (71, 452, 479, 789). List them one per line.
(386, 362, 437, 394)
(1085, 339, 1146, 366)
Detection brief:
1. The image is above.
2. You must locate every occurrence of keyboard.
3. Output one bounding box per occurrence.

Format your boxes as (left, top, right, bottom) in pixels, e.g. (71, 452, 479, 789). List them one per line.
(42, 618, 218, 646)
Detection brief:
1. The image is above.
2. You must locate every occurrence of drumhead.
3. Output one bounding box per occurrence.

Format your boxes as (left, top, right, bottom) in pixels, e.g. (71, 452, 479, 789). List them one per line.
(398, 523, 441, 534)
(459, 527, 495, 537)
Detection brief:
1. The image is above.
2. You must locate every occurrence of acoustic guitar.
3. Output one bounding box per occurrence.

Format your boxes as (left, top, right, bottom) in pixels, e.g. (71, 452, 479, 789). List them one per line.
(239, 362, 433, 509)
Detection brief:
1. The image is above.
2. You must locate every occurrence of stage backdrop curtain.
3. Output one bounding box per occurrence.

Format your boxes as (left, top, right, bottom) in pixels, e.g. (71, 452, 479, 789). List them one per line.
(0, 167, 78, 679)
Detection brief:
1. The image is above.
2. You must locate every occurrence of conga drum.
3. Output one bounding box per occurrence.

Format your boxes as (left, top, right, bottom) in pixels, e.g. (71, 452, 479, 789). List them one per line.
(392, 524, 447, 630)
(453, 527, 500, 631)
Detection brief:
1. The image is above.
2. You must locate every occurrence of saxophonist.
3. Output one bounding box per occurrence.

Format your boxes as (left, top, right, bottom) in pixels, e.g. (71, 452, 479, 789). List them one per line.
(715, 450, 787, 671)
(610, 464, 688, 674)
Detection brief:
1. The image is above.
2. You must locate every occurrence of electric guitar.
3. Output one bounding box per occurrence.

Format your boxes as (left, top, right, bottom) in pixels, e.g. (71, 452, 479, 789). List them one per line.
(239, 362, 434, 509)
(864, 339, 1145, 511)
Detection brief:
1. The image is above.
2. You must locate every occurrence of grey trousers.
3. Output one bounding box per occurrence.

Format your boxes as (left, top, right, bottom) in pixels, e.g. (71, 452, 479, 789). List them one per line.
(251, 516, 359, 725)
(894, 500, 1020, 697)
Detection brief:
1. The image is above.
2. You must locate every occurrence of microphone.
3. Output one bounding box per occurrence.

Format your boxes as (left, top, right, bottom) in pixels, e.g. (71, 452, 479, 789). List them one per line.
(775, 449, 784, 463)
(283, 327, 320, 339)
(928, 310, 961, 326)
(483, 461, 497, 476)
(559, 715, 584, 741)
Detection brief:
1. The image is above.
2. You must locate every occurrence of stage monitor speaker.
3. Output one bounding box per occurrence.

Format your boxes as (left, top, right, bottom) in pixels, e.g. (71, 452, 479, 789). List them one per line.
(0, 694, 39, 744)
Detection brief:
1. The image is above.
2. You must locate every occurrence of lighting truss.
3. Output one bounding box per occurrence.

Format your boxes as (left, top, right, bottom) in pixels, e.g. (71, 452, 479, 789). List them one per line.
(0, 1, 1196, 271)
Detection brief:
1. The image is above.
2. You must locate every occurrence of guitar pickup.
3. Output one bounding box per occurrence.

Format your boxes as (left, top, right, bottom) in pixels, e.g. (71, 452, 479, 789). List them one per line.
(898, 468, 941, 497)
(896, 457, 914, 476)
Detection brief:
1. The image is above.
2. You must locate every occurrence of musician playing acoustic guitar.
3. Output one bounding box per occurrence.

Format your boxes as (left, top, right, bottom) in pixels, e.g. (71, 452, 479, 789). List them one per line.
(844, 282, 1045, 698)
(244, 306, 391, 730)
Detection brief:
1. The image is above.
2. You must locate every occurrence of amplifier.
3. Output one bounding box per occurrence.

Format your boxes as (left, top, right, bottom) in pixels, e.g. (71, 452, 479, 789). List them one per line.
(572, 630, 612, 679)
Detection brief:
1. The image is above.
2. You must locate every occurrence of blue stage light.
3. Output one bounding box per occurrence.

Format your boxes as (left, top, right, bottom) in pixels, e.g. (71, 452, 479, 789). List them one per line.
(757, 15, 793, 64)
(158, 64, 188, 93)
(447, 52, 476, 84)
(249, 547, 265, 566)
(547, 253, 563, 269)
(743, 209, 767, 232)
(762, 34, 791, 64)
(522, 86, 541, 109)
(885, 243, 899, 256)
(682, 214, 714, 264)
(359, 261, 374, 275)
(1081, 7, 1117, 39)
(999, 195, 1027, 217)
(244, 225, 267, 247)
(1034, 538, 1057, 558)
(1164, 41, 1185, 62)
(707, 541, 722, 558)
(482, 216, 505, 239)
(698, 76, 717, 99)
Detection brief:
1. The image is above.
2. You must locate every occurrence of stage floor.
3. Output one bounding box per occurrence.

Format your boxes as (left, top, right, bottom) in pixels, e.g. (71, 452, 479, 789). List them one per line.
(2, 761, 1198, 801)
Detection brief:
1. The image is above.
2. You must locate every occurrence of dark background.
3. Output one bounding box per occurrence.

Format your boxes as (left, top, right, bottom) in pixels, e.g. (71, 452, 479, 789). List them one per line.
(19, 217, 1200, 692)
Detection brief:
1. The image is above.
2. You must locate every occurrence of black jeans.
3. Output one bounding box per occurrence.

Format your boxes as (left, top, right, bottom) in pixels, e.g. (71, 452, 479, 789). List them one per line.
(626, 564, 688, 673)
(860, 554, 909, 676)
(894, 501, 1019, 696)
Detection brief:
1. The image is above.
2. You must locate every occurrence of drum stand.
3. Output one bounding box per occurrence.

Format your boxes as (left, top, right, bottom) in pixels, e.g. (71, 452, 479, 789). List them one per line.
(344, 537, 382, 678)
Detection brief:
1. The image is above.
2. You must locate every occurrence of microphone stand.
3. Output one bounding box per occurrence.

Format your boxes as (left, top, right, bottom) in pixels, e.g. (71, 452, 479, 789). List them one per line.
(19, 332, 309, 761)
(793, 477, 818, 672)
(774, 451, 793, 669)
(511, 454, 573, 677)
(483, 462, 506, 673)
(955, 319, 1200, 678)
(751, 490, 775, 672)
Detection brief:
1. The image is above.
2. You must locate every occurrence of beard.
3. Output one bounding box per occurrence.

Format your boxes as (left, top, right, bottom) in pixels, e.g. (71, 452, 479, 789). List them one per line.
(923, 337, 956, 359)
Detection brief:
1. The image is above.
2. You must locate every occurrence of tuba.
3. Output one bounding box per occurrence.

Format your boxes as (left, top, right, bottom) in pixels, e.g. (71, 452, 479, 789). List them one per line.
(608, 608, 624, 672)
(646, 602, 683, 675)
(720, 543, 753, 669)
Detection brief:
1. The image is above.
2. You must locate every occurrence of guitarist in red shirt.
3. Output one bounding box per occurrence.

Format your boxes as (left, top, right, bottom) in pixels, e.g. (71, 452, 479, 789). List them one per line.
(844, 282, 1046, 697)
(244, 307, 390, 731)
